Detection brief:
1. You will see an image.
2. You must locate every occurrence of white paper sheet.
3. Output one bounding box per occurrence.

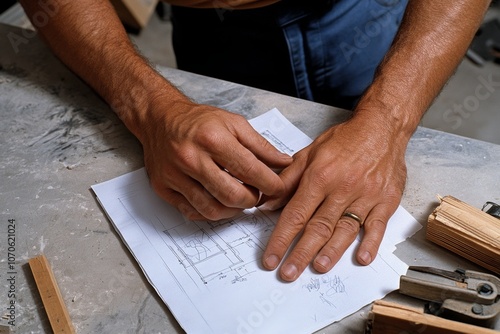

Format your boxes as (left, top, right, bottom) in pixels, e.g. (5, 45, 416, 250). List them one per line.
(92, 108, 421, 334)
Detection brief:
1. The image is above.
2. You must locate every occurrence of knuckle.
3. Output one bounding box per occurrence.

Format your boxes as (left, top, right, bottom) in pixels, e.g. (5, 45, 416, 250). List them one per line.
(282, 206, 309, 227)
(386, 185, 404, 201)
(309, 168, 332, 189)
(198, 205, 222, 221)
(323, 244, 343, 260)
(241, 160, 258, 177)
(337, 174, 360, 193)
(196, 128, 222, 148)
(336, 218, 360, 234)
(176, 146, 198, 171)
(226, 157, 258, 178)
(189, 191, 219, 221)
(292, 149, 307, 163)
(365, 217, 388, 231)
(229, 113, 247, 125)
(149, 177, 176, 203)
(290, 246, 314, 265)
(221, 185, 250, 207)
(271, 234, 293, 251)
(197, 203, 241, 221)
(370, 217, 387, 227)
(305, 218, 334, 241)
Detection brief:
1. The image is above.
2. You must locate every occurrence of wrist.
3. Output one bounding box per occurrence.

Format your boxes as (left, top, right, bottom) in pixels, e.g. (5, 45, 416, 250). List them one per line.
(353, 79, 424, 145)
(106, 61, 189, 143)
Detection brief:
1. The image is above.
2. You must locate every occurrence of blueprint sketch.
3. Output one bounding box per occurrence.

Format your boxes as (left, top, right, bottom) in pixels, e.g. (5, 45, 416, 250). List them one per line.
(92, 109, 421, 334)
(163, 209, 275, 286)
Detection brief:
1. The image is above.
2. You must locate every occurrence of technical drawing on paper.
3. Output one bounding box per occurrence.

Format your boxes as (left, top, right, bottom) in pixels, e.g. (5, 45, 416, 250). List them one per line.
(162, 209, 275, 285)
(259, 130, 296, 155)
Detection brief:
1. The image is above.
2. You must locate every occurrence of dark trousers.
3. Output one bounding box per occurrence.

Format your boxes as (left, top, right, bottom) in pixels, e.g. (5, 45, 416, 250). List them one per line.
(171, 0, 408, 110)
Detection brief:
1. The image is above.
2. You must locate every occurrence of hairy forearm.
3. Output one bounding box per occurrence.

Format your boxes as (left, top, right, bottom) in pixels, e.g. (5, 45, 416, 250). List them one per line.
(356, 0, 490, 141)
(18, 0, 186, 140)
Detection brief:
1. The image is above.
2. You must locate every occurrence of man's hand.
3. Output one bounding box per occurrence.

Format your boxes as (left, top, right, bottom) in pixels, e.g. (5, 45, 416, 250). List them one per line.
(141, 98, 292, 221)
(20, 0, 489, 273)
(17, 0, 292, 222)
(260, 0, 490, 282)
(261, 114, 407, 281)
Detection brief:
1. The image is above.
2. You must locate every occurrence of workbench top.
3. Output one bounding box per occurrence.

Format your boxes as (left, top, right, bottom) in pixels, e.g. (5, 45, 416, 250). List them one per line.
(1, 23, 499, 333)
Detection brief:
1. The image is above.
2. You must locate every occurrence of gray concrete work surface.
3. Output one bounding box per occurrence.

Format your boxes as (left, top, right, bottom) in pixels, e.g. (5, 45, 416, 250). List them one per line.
(0, 23, 499, 333)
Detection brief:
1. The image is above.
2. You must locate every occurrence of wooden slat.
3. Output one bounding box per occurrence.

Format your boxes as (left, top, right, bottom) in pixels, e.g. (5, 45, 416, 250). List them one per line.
(426, 196, 500, 275)
(29, 254, 75, 334)
(369, 300, 498, 334)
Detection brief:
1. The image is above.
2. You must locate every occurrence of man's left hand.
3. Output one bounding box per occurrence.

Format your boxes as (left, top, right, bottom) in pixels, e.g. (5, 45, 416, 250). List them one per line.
(260, 114, 408, 281)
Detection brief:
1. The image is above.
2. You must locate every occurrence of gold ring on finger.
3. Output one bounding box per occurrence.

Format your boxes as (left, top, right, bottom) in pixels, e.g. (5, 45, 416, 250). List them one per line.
(341, 211, 364, 227)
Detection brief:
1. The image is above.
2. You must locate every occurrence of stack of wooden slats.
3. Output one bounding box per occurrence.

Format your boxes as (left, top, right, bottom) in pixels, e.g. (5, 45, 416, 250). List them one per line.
(426, 195, 500, 275)
(368, 300, 499, 334)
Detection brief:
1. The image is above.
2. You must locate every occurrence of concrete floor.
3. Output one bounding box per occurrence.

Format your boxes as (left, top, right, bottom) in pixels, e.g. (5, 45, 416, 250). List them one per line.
(423, 60, 500, 145)
(2, 3, 499, 145)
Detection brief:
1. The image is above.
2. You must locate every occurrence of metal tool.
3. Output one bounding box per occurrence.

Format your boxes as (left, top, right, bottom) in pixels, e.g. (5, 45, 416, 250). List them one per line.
(482, 201, 500, 219)
(399, 266, 500, 327)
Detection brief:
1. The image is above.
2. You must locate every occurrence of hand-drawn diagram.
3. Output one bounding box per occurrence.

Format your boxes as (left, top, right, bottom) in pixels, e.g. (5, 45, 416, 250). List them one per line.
(162, 210, 275, 285)
(92, 110, 419, 334)
(302, 274, 348, 308)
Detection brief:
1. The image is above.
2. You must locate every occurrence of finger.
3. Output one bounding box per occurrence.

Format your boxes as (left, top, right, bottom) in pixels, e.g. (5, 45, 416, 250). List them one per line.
(261, 178, 325, 272)
(155, 187, 206, 220)
(257, 155, 305, 210)
(180, 178, 245, 220)
(312, 203, 369, 274)
(210, 137, 287, 197)
(207, 117, 292, 196)
(198, 158, 261, 209)
(235, 119, 293, 169)
(356, 202, 395, 265)
(277, 199, 342, 281)
(151, 169, 243, 220)
(171, 140, 261, 209)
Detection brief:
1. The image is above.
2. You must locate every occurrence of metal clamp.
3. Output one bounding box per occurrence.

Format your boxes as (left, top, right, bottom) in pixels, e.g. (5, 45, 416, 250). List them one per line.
(399, 266, 500, 328)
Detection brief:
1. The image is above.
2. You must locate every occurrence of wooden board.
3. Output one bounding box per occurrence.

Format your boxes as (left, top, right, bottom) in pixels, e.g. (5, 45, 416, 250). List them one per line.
(29, 254, 75, 334)
(109, 0, 158, 29)
(426, 196, 500, 275)
(368, 300, 498, 334)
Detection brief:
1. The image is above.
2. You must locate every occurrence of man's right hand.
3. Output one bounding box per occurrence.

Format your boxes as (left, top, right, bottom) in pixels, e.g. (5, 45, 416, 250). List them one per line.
(141, 98, 292, 221)
(19, 0, 291, 221)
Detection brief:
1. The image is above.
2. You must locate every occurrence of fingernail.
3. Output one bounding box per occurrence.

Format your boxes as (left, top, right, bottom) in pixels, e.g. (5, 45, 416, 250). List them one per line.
(282, 263, 298, 280)
(315, 255, 331, 270)
(264, 254, 280, 269)
(359, 251, 372, 264)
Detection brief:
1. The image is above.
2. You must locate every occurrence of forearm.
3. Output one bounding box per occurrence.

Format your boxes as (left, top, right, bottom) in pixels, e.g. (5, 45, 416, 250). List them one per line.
(18, 0, 186, 140)
(355, 0, 490, 142)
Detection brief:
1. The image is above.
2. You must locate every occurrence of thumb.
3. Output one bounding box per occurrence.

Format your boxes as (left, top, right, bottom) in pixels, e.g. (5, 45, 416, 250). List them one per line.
(258, 158, 304, 210)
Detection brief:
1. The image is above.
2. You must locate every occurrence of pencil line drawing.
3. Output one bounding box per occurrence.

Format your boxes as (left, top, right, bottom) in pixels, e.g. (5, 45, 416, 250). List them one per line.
(259, 130, 295, 155)
(302, 274, 348, 308)
(161, 210, 275, 285)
